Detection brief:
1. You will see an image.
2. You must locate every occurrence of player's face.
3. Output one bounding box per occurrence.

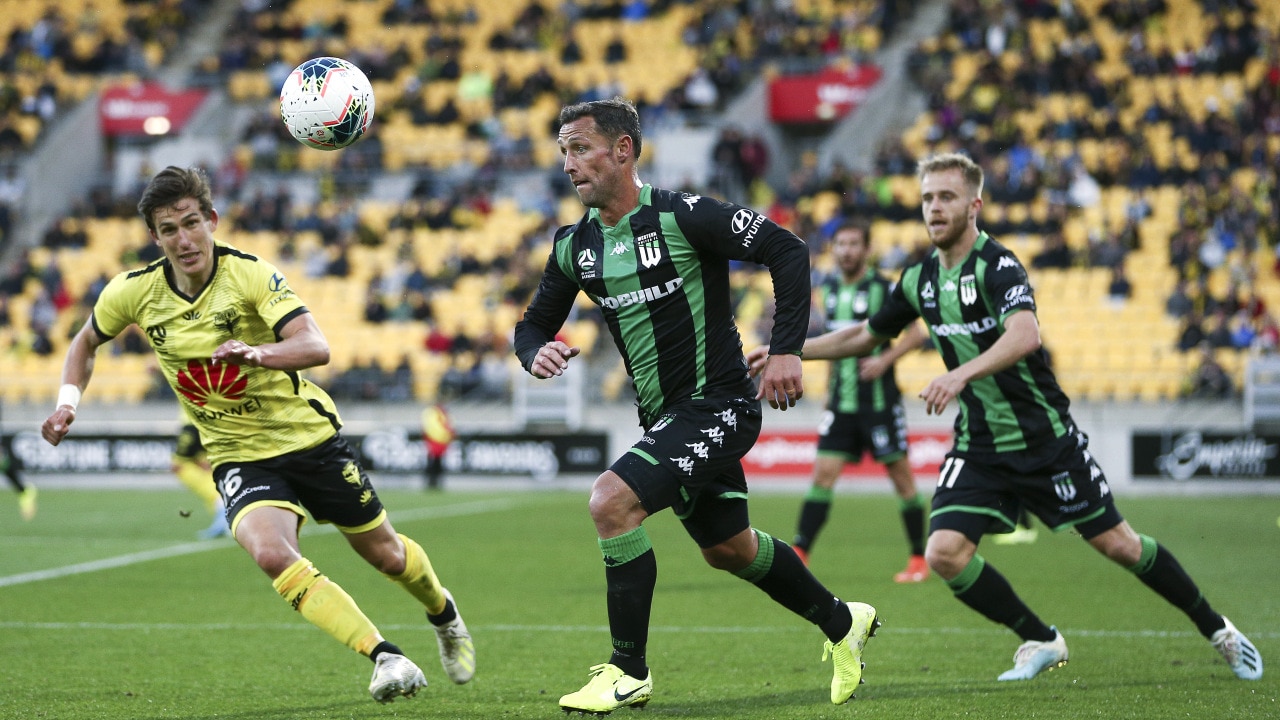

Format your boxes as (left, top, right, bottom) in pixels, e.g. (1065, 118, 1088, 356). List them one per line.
(920, 168, 980, 250)
(150, 198, 218, 284)
(558, 117, 628, 211)
(831, 227, 868, 276)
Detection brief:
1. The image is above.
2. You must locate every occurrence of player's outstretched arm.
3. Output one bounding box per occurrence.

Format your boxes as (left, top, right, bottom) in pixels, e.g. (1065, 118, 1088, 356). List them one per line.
(859, 320, 927, 380)
(212, 313, 330, 371)
(42, 320, 106, 446)
(918, 310, 1041, 415)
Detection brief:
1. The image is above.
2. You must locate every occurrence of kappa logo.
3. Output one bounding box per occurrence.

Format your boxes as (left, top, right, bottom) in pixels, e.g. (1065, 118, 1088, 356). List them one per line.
(960, 274, 978, 305)
(577, 248, 597, 273)
(636, 232, 662, 268)
(717, 408, 738, 431)
(671, 456, 696, 475)
(731, 209, 755, 234)
(176, 358, 248, 407)
(686, 441, 710, 460)
(681, 193, 701, 211)
(996, 255, 1019, 271)
(268, 273, 288, 292)
(611, 240, 629, 255)
(941, 280, 957, 293)
(701, 425, 725, 446)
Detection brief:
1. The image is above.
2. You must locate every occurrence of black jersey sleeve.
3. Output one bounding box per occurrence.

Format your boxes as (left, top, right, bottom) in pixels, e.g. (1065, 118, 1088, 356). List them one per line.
(673, 194, 811, 355)
(867, 270, 920, 339)
(513, 234, 581, 373)
(987, 249, 1037, 319)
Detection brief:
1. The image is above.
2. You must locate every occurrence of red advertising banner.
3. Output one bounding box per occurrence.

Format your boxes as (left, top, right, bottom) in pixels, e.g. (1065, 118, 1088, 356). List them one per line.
(767, 65, 883, 124)
(99, 82, 209, 136)
(743, 429, 953, 480)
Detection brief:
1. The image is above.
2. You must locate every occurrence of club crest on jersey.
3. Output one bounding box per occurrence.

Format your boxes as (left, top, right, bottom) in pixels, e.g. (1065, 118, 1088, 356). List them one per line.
(1051, 471, 1076, 502)
(213, 309, 241, 336)
(649, 414, 675, 432)
(854, 291, 868, 315)
(636, 232, 662, 268)
(960, 275, 978, 306)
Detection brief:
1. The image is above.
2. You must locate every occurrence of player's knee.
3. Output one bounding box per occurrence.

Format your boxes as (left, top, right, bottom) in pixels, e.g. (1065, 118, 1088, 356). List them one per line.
(924, 536, 971, 579)
(700, 542, 749, 571)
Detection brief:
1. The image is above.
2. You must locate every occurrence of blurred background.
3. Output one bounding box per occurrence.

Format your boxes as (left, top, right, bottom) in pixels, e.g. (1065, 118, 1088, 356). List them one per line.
(0, 0, 1278, 492)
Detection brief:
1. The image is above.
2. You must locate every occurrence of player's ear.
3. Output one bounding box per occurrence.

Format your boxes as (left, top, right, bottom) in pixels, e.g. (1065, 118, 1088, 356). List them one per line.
(207, 207, 220, 231)
(616, 134, 633, 163)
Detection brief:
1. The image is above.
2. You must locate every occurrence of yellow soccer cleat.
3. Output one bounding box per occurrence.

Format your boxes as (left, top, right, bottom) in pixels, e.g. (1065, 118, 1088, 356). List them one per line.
(823, 601, 880, 704)
(559, 663, 652, 715)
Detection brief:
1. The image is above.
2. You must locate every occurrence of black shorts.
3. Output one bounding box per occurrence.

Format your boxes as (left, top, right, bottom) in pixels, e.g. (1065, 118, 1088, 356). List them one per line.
(611, 395, 762, 548)
(930, 430, 1123, 543)
(815, 403, 908, 464)
(174, 424, 205, 460)
(213, 434, 386, 535)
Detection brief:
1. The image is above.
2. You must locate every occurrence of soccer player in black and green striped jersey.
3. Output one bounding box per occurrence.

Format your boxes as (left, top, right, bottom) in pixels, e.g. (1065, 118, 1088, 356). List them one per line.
(751, 152, 1262, 683)
(41, 166, 477, 702)
(515, 98, 880, 712)
(792, 221, 930, 582)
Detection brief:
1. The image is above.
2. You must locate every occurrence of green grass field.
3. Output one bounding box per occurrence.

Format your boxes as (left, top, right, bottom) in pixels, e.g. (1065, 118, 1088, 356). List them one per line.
(1, 487, 1276, 719)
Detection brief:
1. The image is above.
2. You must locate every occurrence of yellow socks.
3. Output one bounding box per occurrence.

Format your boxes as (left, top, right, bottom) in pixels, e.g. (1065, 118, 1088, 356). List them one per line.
(387, 533, 447, 615)
(272, 558, 383, 656)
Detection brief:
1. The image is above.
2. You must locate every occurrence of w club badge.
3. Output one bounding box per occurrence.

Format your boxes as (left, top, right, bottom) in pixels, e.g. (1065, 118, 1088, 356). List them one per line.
(960, 274, 978, 306)
(1052, 472, 1077, 502)
(636, 232, 662, 268)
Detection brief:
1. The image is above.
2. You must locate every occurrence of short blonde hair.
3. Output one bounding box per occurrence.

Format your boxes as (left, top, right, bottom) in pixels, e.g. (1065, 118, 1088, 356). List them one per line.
(917, 152, 984, 198)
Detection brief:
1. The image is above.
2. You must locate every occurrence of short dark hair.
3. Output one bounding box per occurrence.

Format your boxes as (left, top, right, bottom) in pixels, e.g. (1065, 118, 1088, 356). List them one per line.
(558, 97, 642, 159)
(137, 166, 214, 233)
(832, 219, 871, 244)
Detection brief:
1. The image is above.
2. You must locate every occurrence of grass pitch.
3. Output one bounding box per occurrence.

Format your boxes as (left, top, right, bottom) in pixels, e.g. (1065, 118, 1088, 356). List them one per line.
(1, 486, 1276, 719)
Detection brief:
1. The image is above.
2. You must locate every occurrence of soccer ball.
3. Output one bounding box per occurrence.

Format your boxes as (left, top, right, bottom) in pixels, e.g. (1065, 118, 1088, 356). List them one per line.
(279, 56, 376, 151)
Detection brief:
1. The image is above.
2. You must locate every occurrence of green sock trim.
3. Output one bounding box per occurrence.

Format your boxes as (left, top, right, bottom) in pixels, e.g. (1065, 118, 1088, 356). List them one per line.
(598, 526, 653, 566)
(804, 486, 835, 503)
(733, 529, 775, 582)
(946, 554, 986, 595)
(898, 495, 923, 512)
(1127, 534, 1159, 574)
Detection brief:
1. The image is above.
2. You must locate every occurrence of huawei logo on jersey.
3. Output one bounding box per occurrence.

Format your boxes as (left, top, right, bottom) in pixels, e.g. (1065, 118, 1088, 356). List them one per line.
(176, 359, 249, 406)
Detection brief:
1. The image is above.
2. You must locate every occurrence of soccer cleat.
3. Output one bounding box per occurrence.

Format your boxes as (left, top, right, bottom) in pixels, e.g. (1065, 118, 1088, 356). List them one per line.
(17, 486, 37, 521)
(997, 627, 1069, 681)
(432, 589, 476, 684)
(369, 652, 427, 703)
(823, 601, 880, 704)
(993, 526, 1038, 545)
(792, 546, 809, 567)
(893, 554, 929, 583)
(558, 663, 652, 715)
(1211, 617, 1263, 680)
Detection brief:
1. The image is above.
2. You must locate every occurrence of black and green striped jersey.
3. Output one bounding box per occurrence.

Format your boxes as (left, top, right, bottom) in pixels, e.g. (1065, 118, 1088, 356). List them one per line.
(867, 231, 1072, 455)
(514, 185, 810, 422)
(818, 269, 901, 413)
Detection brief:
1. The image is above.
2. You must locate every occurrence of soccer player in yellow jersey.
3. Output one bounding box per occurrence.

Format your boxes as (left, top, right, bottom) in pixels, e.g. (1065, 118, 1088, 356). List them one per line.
(40, 166, 476, 703)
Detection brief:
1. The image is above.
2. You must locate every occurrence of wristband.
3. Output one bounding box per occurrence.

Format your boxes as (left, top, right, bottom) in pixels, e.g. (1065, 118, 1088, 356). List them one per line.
(57, 384, 81, 411)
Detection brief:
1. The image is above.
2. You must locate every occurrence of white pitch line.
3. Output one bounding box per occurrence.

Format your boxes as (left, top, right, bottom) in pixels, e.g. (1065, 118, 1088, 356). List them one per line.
(0, 620, 1274, 640)
(0, 497, 524, 589)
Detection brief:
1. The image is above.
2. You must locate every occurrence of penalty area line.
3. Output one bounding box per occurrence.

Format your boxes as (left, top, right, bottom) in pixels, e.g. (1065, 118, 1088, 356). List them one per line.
(0, 497, 524, 589)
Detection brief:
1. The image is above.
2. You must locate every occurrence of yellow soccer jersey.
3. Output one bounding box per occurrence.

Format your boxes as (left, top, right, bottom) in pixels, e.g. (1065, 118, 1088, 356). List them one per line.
(92, 241, 342, 465)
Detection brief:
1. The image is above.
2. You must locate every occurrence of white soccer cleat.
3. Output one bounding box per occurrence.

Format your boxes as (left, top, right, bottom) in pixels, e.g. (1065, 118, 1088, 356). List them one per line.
(997, 627, 1069, 681)
(433, 588, 476, 684)
(369, 652, 427, 703)
(1212, 617, 1263, 680)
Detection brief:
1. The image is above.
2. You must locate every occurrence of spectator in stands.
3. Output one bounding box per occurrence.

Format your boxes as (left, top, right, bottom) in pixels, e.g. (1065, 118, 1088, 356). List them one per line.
(1205, 308, 1235, 349)
(1177, 311, 1207, 352)
(1229, 309, 1257, 350)
(1165, 279, 1194, 318)
(1031, 232, 1074, 269)
(1107, 264, 1132, 305)
(1183, 342, 1233, 399)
